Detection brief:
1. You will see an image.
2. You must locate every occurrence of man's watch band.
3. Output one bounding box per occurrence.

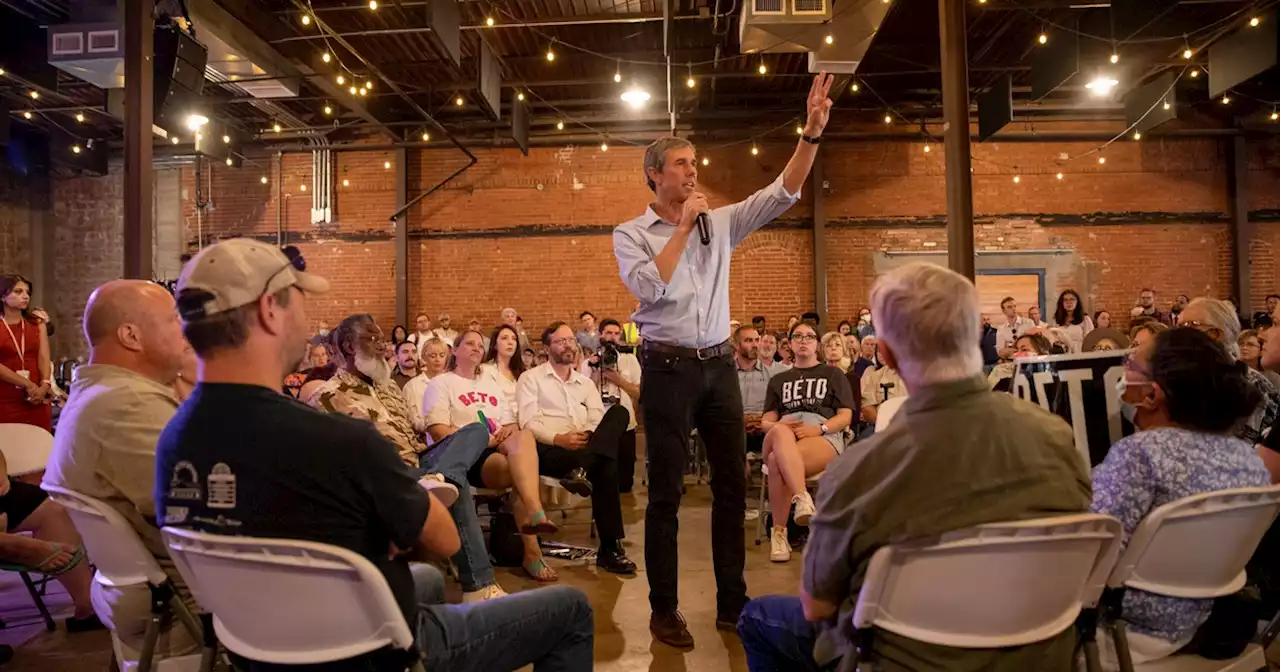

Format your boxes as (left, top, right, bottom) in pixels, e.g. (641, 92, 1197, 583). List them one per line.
(801, 134, 821, 145)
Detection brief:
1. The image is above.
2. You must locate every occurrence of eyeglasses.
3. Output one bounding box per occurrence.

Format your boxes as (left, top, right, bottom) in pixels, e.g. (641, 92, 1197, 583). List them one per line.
(261, 246, 307, 297)
(1179, 320, 1223, 337)
(548, 337, 575, 346)
(790, 334, 819, 343)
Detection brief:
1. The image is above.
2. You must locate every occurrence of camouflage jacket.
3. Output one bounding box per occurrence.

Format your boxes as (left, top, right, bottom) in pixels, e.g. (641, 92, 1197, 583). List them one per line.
(308, 367, 426, 467)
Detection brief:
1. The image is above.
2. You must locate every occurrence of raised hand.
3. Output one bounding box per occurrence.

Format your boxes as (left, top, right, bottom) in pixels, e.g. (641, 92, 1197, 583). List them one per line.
(804, 73, 835, 136)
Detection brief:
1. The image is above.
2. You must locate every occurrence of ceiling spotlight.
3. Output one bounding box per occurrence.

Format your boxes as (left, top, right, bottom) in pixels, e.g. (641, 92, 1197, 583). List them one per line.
(421, 131, 430, 141)
(517, 92, 525, 101)
(686, 76, 696, 88)
(260, 176, 268, 184)
(21, 111, 31, 120)
(28, 90, 38, 99)
(342, 179, 350, 187)
(621, 87, 651, 110)
(184, 113, 209, 131)
(71, 144, 81, 154)
(324, 104, 332, 116)
(1013, 175, 1021, 183)
(758, 63, 768, 75)
(170, 135, 179, 144)
(1098, 156, 1106, 164)
(336, 75, 345, 85)
(824, 34, 834, 45)
(368, 0, 378, 9)
(322, 52, 332, 63)
(1183, 48, 1194, 59)
(485, 17, 495, 26)
(1110, 53, 1119, 64)
(1056, 172, 1064, 180)
(1250, 16, 1260, 27)
(300, 184, 307, 192)
(1222, 95, 1231, 104)
(750, 145, 759, 156)
(225, 157, 232, 166)
(701, 157, 709, 166)
(301, 14, 311, 25)
(1133, 132, 1141, 140)
(384, 160, 391, 169)
(600, 141, 609, 151)
(222, 134, 231, 144)
(1038, 33, 1048, 45)
(556, 120, 564, 130)
(75, 112, 84, 123)
(883, 114, 892, 124)
(273, 123, 282, 133)
(1085, 75, 1119, 96)
(1189, 69, 1200, 78)
(455, 96, 464, 106)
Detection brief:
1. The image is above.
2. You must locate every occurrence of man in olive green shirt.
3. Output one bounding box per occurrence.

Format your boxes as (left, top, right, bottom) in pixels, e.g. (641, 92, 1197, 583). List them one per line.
(737, 263, 1091, 672)
(43, 280, 200, 658)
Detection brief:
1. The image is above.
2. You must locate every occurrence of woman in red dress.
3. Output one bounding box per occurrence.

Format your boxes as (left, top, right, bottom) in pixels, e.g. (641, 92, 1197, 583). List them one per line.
(0, 275, 52, 431)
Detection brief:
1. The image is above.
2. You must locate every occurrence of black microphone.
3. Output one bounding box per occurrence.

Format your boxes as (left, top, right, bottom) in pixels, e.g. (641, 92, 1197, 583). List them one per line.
(696, 212, 711, 246)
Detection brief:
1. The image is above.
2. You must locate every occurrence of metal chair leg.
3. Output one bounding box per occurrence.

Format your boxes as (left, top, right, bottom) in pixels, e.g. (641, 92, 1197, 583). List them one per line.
(20, 571, 55, 632)
(1109, 620, 1135, 672)
(137, 615, 160, 672)
(754, 471, 768, 545)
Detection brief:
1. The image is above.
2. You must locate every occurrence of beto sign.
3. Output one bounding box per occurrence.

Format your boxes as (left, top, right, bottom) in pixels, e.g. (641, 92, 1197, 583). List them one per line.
(1011, 349, 1134, 467)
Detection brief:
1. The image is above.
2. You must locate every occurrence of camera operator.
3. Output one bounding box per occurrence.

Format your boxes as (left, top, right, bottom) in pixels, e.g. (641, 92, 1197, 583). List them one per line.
(581, 319, 642, 493)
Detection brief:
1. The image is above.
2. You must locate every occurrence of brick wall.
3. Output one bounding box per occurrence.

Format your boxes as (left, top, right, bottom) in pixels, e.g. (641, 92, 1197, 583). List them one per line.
(7, 132, 1280, 359)
(0, 162, 42, 280)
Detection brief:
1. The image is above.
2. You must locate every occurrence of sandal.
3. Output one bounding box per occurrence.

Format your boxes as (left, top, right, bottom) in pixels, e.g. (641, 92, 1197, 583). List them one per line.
(522, 557, 559, 583)
(0, 540, 84, 577)
(519, 510, 559, 535)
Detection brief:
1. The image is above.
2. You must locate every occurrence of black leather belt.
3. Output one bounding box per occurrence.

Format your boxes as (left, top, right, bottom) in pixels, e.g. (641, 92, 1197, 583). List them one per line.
(642, 339, 732, 361)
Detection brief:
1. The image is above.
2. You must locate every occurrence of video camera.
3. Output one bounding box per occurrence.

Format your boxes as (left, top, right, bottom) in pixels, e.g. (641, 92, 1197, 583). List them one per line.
(590, 340, 621, 370)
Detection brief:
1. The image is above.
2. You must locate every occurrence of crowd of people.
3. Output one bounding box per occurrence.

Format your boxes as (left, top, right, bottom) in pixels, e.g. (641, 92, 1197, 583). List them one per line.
(4, 250, 1280, 671)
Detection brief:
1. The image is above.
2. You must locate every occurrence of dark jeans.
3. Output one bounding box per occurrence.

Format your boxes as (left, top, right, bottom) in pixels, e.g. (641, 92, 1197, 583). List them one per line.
(536, 405, 629, 544)
(619, 428, 637, 493)
(416, 423, 495, 592)
(640, 350, 747, 615)
(411, 564, 594, 671)
(738, 595, 832, 672)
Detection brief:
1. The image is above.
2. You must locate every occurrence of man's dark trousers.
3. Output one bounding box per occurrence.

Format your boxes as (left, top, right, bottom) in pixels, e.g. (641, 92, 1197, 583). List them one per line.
(536, 405, 630, 543)
(640, 350, 747, 616)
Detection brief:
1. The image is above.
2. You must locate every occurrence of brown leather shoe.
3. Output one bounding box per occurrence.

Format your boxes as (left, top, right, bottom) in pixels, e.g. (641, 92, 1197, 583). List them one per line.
(650, 610, 694, 649)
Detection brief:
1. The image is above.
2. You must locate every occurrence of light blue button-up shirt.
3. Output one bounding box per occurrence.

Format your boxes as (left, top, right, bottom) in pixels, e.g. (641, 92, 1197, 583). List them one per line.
(613, 176, 801, 349)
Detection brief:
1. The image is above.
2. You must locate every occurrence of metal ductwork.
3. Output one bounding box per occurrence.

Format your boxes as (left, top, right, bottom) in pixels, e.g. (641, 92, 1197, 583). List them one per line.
(740, 0, 890, 74)
(311, 147, 335, 225)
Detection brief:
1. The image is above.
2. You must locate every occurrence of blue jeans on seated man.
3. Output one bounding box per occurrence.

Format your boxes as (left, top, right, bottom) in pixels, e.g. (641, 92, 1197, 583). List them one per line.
(417, 422, 495, 592)
(738, 595, 837, 672)
(410, 564, 594, 671)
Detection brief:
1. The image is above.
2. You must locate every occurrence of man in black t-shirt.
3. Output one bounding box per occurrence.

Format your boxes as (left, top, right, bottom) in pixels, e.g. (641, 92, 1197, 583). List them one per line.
(157, 239, 594, 671)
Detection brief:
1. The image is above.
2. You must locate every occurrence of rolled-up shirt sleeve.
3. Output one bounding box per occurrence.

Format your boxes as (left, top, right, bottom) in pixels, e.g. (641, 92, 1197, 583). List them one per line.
(614, 226, 667, 304)
(727, 175, 801, 247)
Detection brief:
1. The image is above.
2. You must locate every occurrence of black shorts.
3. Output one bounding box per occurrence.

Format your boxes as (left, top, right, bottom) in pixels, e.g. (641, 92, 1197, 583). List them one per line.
(1, 479, 49, 531)
(466, 447, 501, 489)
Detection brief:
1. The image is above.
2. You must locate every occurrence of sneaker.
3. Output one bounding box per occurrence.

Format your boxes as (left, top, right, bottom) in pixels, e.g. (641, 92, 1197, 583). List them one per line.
(462, 583, 508, 603)
(792, 491, 816, 527)
(770, 527, 792, 563)
(744, 508, 760, 522)
(418, 474, 459, 507)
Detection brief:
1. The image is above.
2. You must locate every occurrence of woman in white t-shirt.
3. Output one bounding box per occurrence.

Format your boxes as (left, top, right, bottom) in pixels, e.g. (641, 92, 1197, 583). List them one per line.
(423, 329, 560, 583)
(1052, 289, 1094, 353)
(402, 337, 450, 432)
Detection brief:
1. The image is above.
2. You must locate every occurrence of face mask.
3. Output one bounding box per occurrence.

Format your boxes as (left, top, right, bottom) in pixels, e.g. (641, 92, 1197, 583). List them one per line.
(1121, 401, 1138, 426)
(355, 352, 392, 384)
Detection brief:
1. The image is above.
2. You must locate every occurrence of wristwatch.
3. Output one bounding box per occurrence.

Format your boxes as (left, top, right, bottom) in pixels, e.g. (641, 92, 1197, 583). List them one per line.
(801, 134, 822, 145)
(820, 422, 830, 434)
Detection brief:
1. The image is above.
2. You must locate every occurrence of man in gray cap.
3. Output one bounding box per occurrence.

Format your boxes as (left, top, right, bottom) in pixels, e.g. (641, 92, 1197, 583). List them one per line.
(155, 239, 594, 671)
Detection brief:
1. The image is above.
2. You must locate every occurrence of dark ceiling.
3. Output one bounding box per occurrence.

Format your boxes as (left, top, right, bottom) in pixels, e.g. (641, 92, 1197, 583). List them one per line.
(0, 0, 1275, 152)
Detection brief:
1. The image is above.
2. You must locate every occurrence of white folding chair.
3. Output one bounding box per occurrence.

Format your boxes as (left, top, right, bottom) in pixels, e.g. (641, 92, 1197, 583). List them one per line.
(0, 423, 53, 476)
(1096, 485, 1280, 672)
(847, 514, 1123, 671)
(42, 486, 207, 672)
(161, 527, 425, 672)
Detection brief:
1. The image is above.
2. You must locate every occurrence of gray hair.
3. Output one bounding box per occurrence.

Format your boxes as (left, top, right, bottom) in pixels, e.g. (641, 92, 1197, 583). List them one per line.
(860, 335, 877, 345)
(1186, 297, 1242, 359)
(870, 262, 982, 384)
(643, 137, 695, 192)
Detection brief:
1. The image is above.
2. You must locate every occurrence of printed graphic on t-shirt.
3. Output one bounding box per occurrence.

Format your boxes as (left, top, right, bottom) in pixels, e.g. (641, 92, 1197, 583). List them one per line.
(456, 390, 500, 429)
(765, 364, 856, 420)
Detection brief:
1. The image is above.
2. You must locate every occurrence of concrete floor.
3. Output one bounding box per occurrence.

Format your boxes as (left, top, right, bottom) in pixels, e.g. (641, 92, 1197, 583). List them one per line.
(0, 448, 802, 671)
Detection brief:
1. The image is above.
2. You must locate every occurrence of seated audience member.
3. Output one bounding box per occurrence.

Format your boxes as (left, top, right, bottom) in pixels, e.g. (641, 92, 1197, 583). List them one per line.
(158, 239, 593, 669)
(581, 318, 642, 493)
(733, 326, 772, 461)
(44, 281, 198, 653)
(995, 296, 1033, 360)
(777, 335, 795, 368)
(846, 336, 879, 419)
(752, 315, 768, 335)
(522, 347, 536, 369)
(1052, 289, 1094, 353)
(1253, 295, 1280, 329)
(577, 311, 601, 352)
(841, 332, 859, 364)
(518, 322, 637, 575)
(760, 322, 854, 563)
(1083, 328, 1128, 353)
(1170, 294, 1190, 323)
(820, 331, 851, 373)
(432, 313, 458, 345)
(1238, 329, 1280, 389)
(1130, 320, 1167, 349)
(801, 312, 821, 328)
(391, 340, 419, 389)
(1095, 310, 1113, 331)
(786, 315, 801, 332)
(390, 325, 410, 346)
(408, 312, 433, 346)
(1028, 304, 1049, 329)
(758, 331, 779, 365)
(836, 320, 853, 337)
(855, 308, 875, 340)
(1178, 298, 1280, 443)
(403, 337, 449, 433)
(859, 358, 906, 424)
(536, 349, 550, 366)
(480, 324, 525, 407)
(423, 329, 568, 583)
(988, 333, 1051, 391)
(980, 315, 999, 368)
(297, 359, 336, 403)
(1093, 327, 1270, 667)
(467, 318, 490, 350)
(737, 262, 1091, 671)
(283, 342, 325, 398)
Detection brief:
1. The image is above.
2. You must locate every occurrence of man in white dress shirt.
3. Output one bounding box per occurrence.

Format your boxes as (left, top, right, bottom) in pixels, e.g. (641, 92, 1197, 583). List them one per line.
(517, 322, 636, 575)
(994, 297, 1033, 360)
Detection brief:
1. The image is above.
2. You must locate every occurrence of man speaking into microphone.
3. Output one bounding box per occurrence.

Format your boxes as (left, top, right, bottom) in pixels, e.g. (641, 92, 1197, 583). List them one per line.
(613, 73, 834, 648)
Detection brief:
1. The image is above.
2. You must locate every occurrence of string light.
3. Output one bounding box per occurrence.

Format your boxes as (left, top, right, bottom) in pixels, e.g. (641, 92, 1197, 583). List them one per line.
(686, 75, 696, 88)
(924, 143, 931, 153)
(322, 52, 332, 63)
(1133, 132, 1141, 140)
(1056, 172, 1064, 180)
(261, 176, 268, 184)
(546, 44, 556, 61)
(0, 68, 5, 76)
(272, 123, 282, 133)
(1250, 17, 1260, 27)
(74, 112, 84, 123)
(324, 104, 333, 116)
(301, 14, 311, 25)
(883, 114, 892, 124)
(455, 96, 464, 106)
(28, 91, 38, 99)
(1189, 69, 1200, 78)
(365, 81, 373, 90)
(1098, 156, 1106, 164)
(359, 87, 368, 96)
(485, 17, 494, 26)
(556, 120, 564, 130)
(300, 184, 307, 192)
(614, 61, 622, 83)
(384, 160, 392, 169)
(517, 92, 525, 101)
(1013, 175, 1021, 183)
(1163, 100, 1171, 110)
(1271, 109, 1278, 121)
(421, 131, 430, 141)
(71, 144, 81, 154)
(758, 62, 767, 75)
(349, 85, 358, 95)
(222, 134, 231, 144)
(1221, 95, 1231, 104)
(336, 74, 345, 85)
(824, 34, 834, 45)
(1038, 33, 1048, 45)
(170, 135, 179, 144)
(850, 82, 859, 93)
(1110, 53, 1119, 64)
(225, 157, 232, 166)
(21, 111, 31, 120)
(751, 145, 759, 156)
(1182, 48, 1194, 59)
(978, 0, 986, 4)
(702, 157, 709, 166)
(601, 141, 609, 151)
(342, 179, 350, 187)
(796, 124, 803, 135)
(368, 0, 378, 9)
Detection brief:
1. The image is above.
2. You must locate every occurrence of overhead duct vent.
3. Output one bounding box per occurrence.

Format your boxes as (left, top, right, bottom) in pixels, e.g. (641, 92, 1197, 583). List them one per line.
(48, 22, 124, 89)
(741, 0, 889, 74)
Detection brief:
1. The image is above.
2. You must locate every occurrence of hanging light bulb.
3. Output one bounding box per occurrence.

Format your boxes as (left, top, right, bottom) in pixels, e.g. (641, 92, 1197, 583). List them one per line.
(701, 157, 709, 166)
(883, 114, 892, 124)
(421, 131, 430, 141)
(686, 75, 696, 88)
(1221, 95, 1231, 104)
(1038, 33, 1048, 45)
(1163, 100, 1171, 110)
(758, 63, 768, 75)
(368, 0, 378, 9)
(1271, 110, 1278, 121)
(222, 134, 231, 144)
(342, 179, 350, 187)
(1098, 156, 1106, 164)
(384, 161, 392, 169)
(349, 85, 358, 95)
(455, 96, 464, 106)
(300, 184, 307, 192)
(336, 74, 345, 85)
(301, 13, 311, 25)
(0, 68, 5, 76)
(273, 123, 282, 133)
(824, 34, 834, 45)
(71, 144, 81, 154)
(324, 104, 333, 116)
(517, 92, 525, 101)
(170, 135, 179, 145)
(796, 125, 804, 135)
(358, 87, 367, 96)
(614, 61, 622, 83)
(322, 52, 332, 63)
(1250, 16, 1260, 27)
(851, 82, 859, 92)
(924, 143, 931, 153)
(261, 176, 268, 184)
(74, 112, 84, 123)
(1056, 172, 1064, 180)
(1013, 175, 1021, 183)
(22, 111, 31, 120)
(1110, 53, 1120, 64)
(601, 141, 609, 151)
(546, 45, 556, 61)
(485, 17, 495, 26)
(1133, 132, 1141, 140)
(225, 157, 232, 166)
(1189, 69, 1200, 78)
(1183, 47, 1194, 59)
(556, 120, 564, 130)
(751, 145, 759, 156)
(28, 91, 38, 99)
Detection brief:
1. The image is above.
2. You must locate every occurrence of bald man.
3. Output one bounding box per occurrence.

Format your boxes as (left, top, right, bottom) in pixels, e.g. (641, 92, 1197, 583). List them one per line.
(43, 279, 198, 658)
